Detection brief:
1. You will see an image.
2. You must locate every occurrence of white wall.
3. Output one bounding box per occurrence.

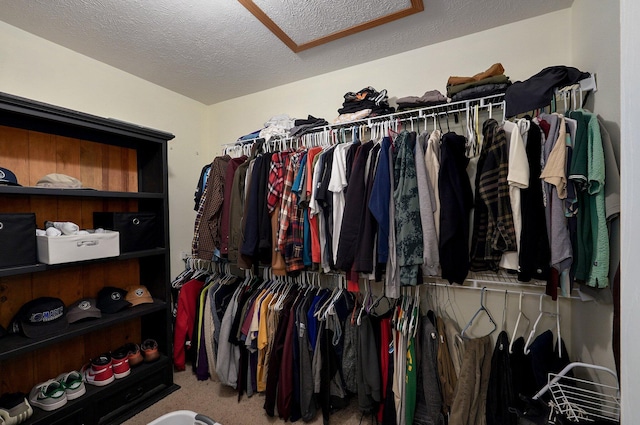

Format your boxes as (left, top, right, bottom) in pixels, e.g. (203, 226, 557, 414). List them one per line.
(0, 21, 207, 277)
(207, 9, 573, 158)
(620, 0, 637, 421)
(204, 6, 616, 376)
(569, 0, 620, 380)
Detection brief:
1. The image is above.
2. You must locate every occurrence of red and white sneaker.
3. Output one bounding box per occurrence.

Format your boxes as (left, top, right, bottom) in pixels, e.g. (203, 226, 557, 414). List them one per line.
(111, 350, 131, 379)
(81, 354, 115, 387)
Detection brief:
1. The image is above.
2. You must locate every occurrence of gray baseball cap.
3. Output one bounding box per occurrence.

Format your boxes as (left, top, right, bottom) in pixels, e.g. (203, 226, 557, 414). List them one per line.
(67, 298, 102, 323)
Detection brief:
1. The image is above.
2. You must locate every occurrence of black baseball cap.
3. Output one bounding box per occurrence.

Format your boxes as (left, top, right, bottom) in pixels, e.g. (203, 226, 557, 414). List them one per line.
(0, 167, 21, 186)
(96, 287, 131, 314)
(9, 297, 68, 338)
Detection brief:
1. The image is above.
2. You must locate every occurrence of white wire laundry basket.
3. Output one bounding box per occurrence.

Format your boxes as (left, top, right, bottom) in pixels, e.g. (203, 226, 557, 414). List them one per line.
(533, 362, 620, 423)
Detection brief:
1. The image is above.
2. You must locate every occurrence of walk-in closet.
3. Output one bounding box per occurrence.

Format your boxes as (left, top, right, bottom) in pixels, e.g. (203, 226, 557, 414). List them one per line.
(0, 1, 636, 424)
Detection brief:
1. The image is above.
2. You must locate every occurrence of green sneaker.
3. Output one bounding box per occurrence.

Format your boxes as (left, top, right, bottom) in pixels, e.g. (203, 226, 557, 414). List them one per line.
(55, 371, 86, 400)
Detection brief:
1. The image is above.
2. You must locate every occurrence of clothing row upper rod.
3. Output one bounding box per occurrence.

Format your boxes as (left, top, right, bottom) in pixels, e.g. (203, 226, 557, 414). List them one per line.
(220, 73, 597, 152)
(319, 92, 506, 133)
(423, 280, 582, 301)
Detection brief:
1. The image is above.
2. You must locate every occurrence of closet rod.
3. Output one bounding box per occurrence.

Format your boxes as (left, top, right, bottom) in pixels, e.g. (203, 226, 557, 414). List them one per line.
(220, 92, 507, 150)
(315, 92, 506, 133)
(423, 280, 582, 301)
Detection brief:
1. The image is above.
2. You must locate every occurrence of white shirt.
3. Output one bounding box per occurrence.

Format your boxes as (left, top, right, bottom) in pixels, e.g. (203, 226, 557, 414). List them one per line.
(500, 120, 530, 271)
(328, 143, 350, 265)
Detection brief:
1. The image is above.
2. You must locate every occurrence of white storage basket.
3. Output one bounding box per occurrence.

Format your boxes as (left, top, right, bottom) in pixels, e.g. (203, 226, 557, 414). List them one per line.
(148, 410, 220, 425)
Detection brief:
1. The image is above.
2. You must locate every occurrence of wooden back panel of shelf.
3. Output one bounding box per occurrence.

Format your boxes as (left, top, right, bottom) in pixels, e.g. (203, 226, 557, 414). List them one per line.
(0, 125, 144, 393)
(0, 125, 138, 191)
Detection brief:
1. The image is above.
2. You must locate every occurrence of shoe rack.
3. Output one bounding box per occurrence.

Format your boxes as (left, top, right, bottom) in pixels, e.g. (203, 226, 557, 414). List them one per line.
(0, 92, 178, 424)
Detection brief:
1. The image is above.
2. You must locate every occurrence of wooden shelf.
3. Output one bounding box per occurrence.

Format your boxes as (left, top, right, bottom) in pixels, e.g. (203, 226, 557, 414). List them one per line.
(0, 301, 167, 360)
(0, 186, 165, 198)
(0, 249, 166, 278)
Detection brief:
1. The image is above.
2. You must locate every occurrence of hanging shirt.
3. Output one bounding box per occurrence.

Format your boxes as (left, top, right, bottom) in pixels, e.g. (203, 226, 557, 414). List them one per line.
(336, 140, 374, 272)
(568, 110, 609, 288)
(470, 119, 517, 272)
(539, 113, 573, 299)
(369, 137, 393, 266)
(393, 131, 424, 286)
(439, 132, 474, 284)
(220, 155, 248, 256)
(354, 143, 381, 274)
(328, 143, 351, 265)
(415, 132, 439, 276)
(518, 120, 551, 282)
(499, 120, 530, 271)
(316, 147, 336, 272)
(425, 130, 442, 240)
(306, 146, 324, 264)
(194, 155, 230, 260)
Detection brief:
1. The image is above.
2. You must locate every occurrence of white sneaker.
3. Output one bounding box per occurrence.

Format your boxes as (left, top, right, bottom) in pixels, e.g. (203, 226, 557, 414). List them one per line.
(0, 392, 33, 425)
(55, 371, 86, 400)
(28, 380, 67, 412)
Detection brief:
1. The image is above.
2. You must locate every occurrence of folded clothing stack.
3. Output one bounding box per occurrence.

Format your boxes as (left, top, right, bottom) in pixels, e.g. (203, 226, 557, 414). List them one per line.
(258, 114, 295, 142)
(446, 63, 511, 101)
(396, 89, 448, 111)
(336, 86, 395, 119)
(289, 115, 329, 137)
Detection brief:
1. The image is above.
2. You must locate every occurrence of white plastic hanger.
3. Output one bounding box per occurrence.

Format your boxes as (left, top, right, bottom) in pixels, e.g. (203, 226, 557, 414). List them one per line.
(509, 291, 531, 354)
(408, 286, 420, 338)
(461, 287, 498, 339)
(356, 279, 369, 326)
(524, 294, 561, 356)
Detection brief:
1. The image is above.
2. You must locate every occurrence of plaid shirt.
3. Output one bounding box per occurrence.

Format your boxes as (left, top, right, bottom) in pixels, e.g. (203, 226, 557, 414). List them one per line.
(267, 151, 291, 214)
(192, 155, 230, 259)
(277, 149, 308, 272)
(470, 119, 517, 271)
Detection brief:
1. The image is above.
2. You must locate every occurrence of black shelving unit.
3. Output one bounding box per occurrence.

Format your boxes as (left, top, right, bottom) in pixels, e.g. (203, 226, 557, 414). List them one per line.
(0, 91, 177, 424)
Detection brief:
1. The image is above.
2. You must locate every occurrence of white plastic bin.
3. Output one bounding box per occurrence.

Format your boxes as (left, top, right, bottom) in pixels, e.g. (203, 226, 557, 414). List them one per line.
(148, 410, 220, 425)
(36, 230, 119, 264)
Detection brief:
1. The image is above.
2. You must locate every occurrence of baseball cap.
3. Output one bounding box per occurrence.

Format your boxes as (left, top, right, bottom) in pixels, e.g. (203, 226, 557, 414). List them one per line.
(96, 287, 131, 314)
(67, 298, 102, 323)
(125, 285, 153, 307)
(35, 173, 83, 189)
(0, 167, 21, 186)
(9, 297, 68, 338)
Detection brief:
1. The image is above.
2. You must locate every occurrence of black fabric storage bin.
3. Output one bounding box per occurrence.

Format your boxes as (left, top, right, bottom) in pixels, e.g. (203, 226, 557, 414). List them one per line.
(93, 212, 159, 253)
(0, 213, 37, 268)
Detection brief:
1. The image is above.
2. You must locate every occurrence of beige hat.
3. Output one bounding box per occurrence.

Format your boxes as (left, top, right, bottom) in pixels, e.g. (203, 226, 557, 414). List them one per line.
(36, 173, 82, 189)
(125, 285, 153, 306)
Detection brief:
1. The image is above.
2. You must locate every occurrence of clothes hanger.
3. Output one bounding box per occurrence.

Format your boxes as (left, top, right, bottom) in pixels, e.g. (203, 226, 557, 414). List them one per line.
(461, 287, 498, 339)
(441, 284, 460, 325)
(498, 290, 508, 350)
(370, 284, 393, 317)
(509, 291, 531, 354)
(320, 275, 345, 321)
(407, 286, 420, 338)
(524, 294, 561, 356)
(314, 274, 336, 319)
(356, 278, 369, 326)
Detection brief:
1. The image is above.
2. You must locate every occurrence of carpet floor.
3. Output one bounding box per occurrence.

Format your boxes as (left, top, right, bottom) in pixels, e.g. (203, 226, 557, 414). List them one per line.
(123, 370, 367, 425)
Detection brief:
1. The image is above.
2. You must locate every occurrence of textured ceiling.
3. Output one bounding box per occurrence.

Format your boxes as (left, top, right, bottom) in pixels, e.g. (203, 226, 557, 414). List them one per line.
(0, 0, 573, 105)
